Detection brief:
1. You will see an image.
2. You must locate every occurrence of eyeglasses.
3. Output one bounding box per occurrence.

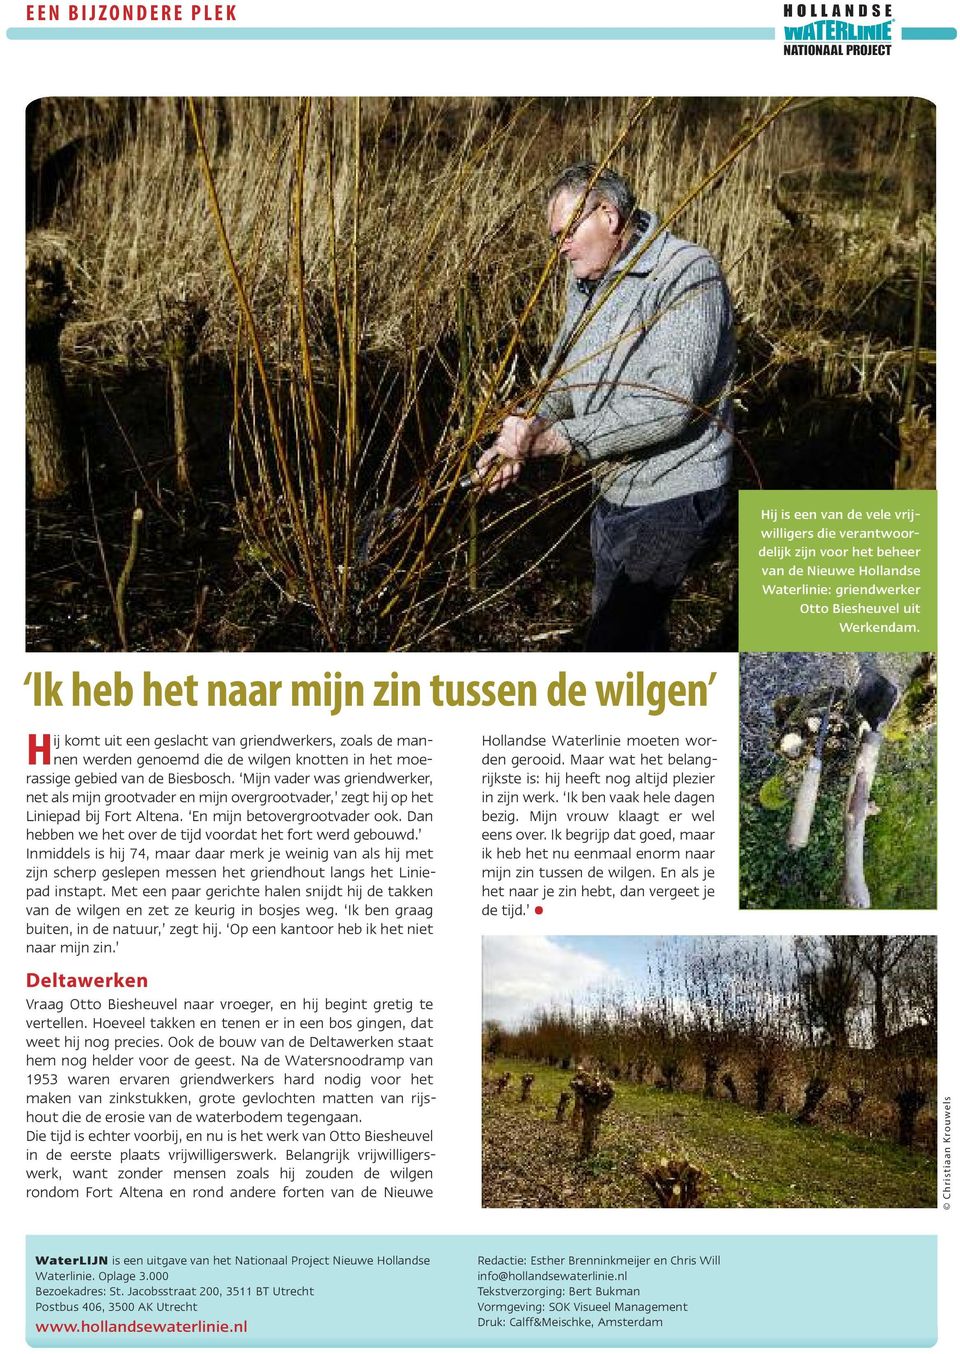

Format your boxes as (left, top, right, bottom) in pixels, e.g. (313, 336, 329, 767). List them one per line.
(549, 201, 601, 245)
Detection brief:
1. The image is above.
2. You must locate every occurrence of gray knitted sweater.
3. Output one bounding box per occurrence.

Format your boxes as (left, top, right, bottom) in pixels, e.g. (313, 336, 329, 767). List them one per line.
(538, 212, 735, 507)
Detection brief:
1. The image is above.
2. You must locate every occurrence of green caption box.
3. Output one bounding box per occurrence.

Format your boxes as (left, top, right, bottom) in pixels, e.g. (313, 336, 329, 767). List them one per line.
(739, 490, 936, 653)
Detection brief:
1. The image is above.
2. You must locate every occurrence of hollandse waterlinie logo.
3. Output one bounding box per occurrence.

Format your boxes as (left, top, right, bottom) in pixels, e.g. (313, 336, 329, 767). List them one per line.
(783, 3, 895, 55)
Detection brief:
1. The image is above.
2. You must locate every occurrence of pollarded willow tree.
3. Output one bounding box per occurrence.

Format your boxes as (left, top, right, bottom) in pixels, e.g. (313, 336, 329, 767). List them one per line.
(727, 941, 796, 1112)
(684, 938, 739, 1098)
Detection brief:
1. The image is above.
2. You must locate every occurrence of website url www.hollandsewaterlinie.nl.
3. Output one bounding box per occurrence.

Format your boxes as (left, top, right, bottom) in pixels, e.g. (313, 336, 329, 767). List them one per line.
(33, 1317, 249, 1334)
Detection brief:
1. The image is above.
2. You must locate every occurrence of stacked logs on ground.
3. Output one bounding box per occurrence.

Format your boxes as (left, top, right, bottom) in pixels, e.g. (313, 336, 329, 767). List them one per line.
(643, 1158, 705, 1208)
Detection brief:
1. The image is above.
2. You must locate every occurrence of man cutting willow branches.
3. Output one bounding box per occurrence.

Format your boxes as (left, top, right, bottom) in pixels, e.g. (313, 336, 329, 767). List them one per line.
(476, 162, 736, 651)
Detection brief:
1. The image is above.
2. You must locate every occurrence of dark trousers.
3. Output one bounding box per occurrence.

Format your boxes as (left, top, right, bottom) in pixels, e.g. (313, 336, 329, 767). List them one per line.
(585, 486, 728, 652)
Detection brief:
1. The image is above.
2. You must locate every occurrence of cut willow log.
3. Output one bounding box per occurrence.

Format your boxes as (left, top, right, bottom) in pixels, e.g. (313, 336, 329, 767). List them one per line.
(786, 754, 823, 851)
(843, 730, 883, 908)
(787, 688, 836, 851)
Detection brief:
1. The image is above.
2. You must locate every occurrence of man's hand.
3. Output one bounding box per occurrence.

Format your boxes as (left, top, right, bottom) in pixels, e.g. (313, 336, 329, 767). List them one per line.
(474, 415, 571, 494)
(475, 415, 538, 493)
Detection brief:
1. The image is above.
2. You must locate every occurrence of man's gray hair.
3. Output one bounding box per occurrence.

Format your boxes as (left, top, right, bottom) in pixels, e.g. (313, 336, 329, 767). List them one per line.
(546, 162, 637, 225)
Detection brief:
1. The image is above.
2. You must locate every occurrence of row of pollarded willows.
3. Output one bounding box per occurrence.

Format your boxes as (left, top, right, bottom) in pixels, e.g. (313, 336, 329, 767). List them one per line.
(483, 936, 936, 1150)
(485, 1067, 616, 1156)
(480, 1056, 935, 1208)
(484, 1064, 705, 1204)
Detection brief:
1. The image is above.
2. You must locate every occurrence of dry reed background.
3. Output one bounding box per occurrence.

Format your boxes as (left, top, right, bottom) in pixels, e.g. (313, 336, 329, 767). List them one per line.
(26, 96, 935, 652)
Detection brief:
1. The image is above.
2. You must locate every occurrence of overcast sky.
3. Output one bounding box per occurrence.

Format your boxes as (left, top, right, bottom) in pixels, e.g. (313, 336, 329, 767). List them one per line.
(481, 936, 653, 1029)
(481, 935, 801, 1030)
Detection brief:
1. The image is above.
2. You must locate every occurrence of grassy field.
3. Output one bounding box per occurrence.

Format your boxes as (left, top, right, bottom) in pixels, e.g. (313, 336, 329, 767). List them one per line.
(482, 1063, 936, 1209)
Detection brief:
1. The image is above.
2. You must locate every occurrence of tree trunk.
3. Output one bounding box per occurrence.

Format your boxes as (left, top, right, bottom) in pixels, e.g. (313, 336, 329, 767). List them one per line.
(844, 731, 883, 908)
(660, 1059, 683, 1092)
(170, 352, 191, 494)
(26, 355, 71, 499)
(702, 1055, 720, 1098)
(796, 1076, 830, 1125)
(26, 236, 72, 500)
(895, 1089, 926, 1147)
(161, 293, 206, 494)
(570, 1072, 614, 1159)
(579, 1105, 603, 1158)
(899, 97, 919, 231)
